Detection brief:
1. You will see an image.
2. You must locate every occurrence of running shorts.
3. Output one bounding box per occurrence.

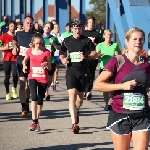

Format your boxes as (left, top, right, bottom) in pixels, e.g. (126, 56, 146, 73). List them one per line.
(66, 73, 87, 92)
(47, 63, 56, 76)
(106, 110, 150, 135)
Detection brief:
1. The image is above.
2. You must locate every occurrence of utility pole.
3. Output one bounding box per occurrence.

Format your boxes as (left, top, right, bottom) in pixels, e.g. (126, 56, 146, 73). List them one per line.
(68, 0, 71, 23)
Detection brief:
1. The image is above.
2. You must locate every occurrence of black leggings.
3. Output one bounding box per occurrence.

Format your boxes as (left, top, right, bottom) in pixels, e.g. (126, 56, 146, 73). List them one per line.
(3, 61, 18, 93)
(28, 79, 47, 105)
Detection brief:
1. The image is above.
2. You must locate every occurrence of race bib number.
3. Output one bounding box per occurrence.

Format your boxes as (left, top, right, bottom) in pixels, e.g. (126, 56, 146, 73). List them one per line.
(123, 93, 145, 110)
(45, 45, 51, 52)
(19, 46, 28, 56)
(8, 42, 13, 49)
(70, 52, 82, 62)
(32, 67, 45, 78)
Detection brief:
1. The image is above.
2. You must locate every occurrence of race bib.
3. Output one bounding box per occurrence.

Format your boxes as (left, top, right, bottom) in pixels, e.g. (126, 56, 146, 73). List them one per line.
(19, 46, 28, 56)
(70, 52, 82, 62)
(123, 93, 145, 110)
(45, 45, 51, 52)
(32, 67, 45, 78)
(8, 42, 13, 49)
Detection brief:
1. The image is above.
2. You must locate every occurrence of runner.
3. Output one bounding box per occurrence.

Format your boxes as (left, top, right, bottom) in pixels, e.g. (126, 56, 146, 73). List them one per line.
(93, 27, 150, 150)
(61, 23, 73, 38)
(15, 21, 23, 34)
(96, 29, 120, 111)
(0, 21, 18, 100)
(42, 22, 61, 100)
(12, 16, 35, 117)
(0, 16, 9, 35)
(59, 20, 98, 134)
(51, 23, 64, 85)
(22, 33, 51, 131)
(82, 16, 102, 100)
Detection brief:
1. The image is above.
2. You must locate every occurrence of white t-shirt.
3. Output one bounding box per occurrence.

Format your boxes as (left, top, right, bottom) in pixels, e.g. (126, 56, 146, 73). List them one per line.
(50, 31, 64, 56)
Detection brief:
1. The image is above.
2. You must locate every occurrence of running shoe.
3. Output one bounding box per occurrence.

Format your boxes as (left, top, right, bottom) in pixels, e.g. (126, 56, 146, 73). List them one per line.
(86, 92, 92, 100)
(45, 95, 50, 101)
(6, 93, 11, 100)
(50, 84, 54, 91)
(29, 122, 37, 131)
(53, 84, 56, 91)
(12, 87, 18, 99)
(104, 105, 109, 111)
(55, 81, 59, 84)
(72, 123, 80, 134)
(20, 108, 27, 117)
(35, 122, 41, 132)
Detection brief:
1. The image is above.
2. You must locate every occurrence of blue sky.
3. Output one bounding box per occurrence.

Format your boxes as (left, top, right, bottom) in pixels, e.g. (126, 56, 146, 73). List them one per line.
(4, 0, 92, 16)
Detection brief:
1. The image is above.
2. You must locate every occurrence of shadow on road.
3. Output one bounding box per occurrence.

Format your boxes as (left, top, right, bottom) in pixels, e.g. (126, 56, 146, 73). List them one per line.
(24, 142, 114, 150)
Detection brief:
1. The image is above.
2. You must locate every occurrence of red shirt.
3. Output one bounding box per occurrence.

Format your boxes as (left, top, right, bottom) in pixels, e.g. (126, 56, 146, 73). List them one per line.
(0, 32, 17, 61)
(26, 48, 51, 84)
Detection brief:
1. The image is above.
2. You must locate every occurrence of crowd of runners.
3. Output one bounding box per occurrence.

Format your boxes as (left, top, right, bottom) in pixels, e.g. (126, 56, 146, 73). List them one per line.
(0, 15, 150, 150)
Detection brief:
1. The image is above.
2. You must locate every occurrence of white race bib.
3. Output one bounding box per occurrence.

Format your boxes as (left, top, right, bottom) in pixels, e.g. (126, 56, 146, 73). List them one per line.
(123, 93, 145, 110)
(19, 46, 28, 56)
(70, 52, 82, 62)
(32, 67, 45, 77)
(8, 42, 13, 49)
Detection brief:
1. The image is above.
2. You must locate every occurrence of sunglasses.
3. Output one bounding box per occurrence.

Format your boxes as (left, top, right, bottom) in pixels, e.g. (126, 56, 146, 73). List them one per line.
(26, 22, 33, 25)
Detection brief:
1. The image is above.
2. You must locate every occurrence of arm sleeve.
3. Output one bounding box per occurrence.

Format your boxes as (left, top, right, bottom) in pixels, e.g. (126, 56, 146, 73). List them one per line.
(46, 51, 51, 58)
(104, 56, 118, 75)
(0, 34, 5, 42)
(96, 43, 101, 52)
(61, 41, 67, 52)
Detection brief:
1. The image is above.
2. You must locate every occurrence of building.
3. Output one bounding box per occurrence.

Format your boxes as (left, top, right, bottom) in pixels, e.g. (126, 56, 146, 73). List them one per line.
(35, 5, 79, 23)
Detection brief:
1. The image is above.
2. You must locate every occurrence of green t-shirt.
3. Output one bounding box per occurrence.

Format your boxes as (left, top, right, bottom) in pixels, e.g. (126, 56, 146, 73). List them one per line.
(43, 35, 60, 63)
(0, 21, 6, 28)
(96, 42, 120, 69)
(61, 31, 73, 38)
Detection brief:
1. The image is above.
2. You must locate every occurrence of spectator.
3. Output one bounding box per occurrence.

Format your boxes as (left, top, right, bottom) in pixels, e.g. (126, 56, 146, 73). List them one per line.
(0, 16, 9, 35)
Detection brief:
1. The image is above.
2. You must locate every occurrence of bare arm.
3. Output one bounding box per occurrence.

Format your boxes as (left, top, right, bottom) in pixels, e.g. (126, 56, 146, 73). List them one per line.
(93, 70, 137, 92)
(0, 44, 10, 51)
(59, 50, 69, 66)
(50, 38, 61, 50)
(46, 57, 51, 71)
(22, 55, 29, 73)
(52, 43, 61, 50)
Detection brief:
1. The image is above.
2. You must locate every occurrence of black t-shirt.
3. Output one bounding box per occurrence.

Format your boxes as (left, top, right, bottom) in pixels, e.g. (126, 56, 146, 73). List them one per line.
(14, 31, 35, 64)
(61, 35, 95, 76)
(82, 29, 102, 44)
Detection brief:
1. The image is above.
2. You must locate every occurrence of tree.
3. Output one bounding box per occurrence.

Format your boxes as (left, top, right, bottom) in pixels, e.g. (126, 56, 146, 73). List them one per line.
(86, 0, 106, 24)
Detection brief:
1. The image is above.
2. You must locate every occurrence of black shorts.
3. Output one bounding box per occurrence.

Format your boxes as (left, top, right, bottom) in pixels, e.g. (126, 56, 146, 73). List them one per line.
(17, 63, 29, 78)
(47, 63, 56, 76)
(106, 110, 150, 135)
(66, 73, 87, 92)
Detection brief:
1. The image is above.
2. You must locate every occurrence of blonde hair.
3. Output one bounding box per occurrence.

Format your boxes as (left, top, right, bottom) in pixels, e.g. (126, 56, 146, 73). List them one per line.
(124, 27, 145, 53)
(31, 32, 45, 47)
(103, 29, 113, 38)
(125, 27, 145, 42)
(122, 47, 128, 54)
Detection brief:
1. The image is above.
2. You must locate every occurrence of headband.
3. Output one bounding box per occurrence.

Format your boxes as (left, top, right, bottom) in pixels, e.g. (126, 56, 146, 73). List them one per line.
(72, 23, 82, 28)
